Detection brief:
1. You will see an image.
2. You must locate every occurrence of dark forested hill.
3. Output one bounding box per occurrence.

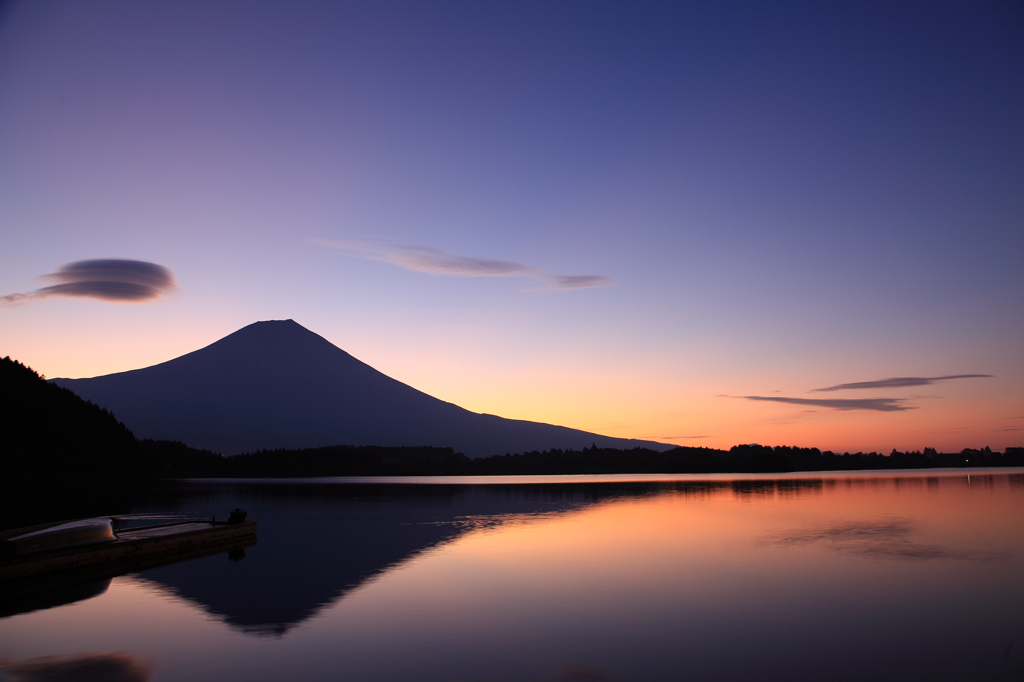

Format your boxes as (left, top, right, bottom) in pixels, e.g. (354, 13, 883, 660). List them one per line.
(1, 356, 137, 475)
(0, 356, 140, 525)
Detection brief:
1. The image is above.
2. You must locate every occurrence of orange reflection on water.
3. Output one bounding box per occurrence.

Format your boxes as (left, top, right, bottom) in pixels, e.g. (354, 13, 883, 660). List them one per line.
(324, 472, 1024, 680)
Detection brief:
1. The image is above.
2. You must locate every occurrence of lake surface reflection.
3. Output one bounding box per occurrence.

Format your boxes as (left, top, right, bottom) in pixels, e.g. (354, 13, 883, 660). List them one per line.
(2, 470, 1023, 681)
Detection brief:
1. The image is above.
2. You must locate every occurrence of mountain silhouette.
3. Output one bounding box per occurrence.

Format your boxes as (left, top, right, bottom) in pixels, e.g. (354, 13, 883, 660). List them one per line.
(53, 320, 668, 457)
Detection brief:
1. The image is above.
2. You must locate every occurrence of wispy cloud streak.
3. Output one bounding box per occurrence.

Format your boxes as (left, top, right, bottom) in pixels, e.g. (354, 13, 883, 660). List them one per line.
(744, 396, 914, 412)
(812, 375, 992, 392)
(1, 259, 176, 307)
(311, 239, 613, 291)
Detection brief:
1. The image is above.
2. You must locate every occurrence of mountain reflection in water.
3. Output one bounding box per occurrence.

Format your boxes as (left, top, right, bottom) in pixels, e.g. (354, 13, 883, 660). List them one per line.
(1, 472, 1022, 682)
(129, 479, 652, 636)
(126, 475, 1018, 638)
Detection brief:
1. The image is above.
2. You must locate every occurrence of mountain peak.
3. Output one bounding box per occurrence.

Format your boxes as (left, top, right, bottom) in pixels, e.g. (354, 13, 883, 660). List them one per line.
(246, 318, 298, 327)
(194, 319, 343, 359)
(223, 318, 312, 339)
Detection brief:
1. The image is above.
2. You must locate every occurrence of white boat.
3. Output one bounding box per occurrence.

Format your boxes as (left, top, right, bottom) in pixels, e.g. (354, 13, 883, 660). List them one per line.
(0, 518, 116, 556)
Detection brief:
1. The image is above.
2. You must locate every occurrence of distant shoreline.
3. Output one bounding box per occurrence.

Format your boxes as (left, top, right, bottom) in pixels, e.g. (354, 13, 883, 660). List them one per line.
(172, 466, 1024, 484)
(141, 440, 1024, 479)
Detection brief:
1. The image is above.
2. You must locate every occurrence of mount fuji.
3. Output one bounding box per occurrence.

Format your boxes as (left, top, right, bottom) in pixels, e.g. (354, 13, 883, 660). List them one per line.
(53, 320, 669, 457)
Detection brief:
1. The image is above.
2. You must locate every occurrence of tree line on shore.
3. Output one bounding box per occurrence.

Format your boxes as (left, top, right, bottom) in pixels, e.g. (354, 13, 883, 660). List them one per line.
(141, 440, 1024, 478)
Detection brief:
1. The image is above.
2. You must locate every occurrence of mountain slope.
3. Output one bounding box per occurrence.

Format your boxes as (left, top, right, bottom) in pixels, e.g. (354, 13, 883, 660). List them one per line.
(53, 320, 668, 457)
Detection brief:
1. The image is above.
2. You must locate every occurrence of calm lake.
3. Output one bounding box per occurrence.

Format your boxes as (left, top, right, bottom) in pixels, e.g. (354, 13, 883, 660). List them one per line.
(2, 470, 1023, 681)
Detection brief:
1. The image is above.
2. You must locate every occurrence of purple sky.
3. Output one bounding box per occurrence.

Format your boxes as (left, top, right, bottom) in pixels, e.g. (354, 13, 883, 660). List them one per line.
(1, 0, 1021, 452)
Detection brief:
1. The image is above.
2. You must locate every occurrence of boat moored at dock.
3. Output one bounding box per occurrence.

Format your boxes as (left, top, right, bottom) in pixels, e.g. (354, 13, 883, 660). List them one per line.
(0, 510, 257, 584)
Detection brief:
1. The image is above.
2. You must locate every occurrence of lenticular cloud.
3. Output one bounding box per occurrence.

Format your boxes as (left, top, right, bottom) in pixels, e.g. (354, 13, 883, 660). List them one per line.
(1, 259, 176, 307)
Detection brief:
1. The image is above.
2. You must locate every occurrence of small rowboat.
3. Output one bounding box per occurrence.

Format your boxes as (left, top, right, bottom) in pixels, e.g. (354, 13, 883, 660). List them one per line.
(1, 518, 117, 556)
(0, 510, 257, 584)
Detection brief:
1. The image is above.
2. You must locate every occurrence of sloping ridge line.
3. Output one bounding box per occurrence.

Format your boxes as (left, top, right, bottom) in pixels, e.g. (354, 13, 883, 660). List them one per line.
(53, 320, 668, 457)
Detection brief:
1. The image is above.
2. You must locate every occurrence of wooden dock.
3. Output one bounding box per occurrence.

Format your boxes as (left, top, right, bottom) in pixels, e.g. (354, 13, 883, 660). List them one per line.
(0, 520, 258, 584)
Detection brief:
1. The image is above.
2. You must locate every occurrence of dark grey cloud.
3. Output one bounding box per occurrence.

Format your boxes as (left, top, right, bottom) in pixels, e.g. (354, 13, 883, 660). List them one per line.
(812, 375, 993, 392)
(744, 396, 913, 412)
(1, 259, 175, 307)
(766, 520, 1008, 563)
(311, 239, 613, 291)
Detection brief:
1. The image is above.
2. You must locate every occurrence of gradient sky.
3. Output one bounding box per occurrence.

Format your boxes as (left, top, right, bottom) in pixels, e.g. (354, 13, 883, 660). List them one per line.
(2, 1, 1022, 453)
